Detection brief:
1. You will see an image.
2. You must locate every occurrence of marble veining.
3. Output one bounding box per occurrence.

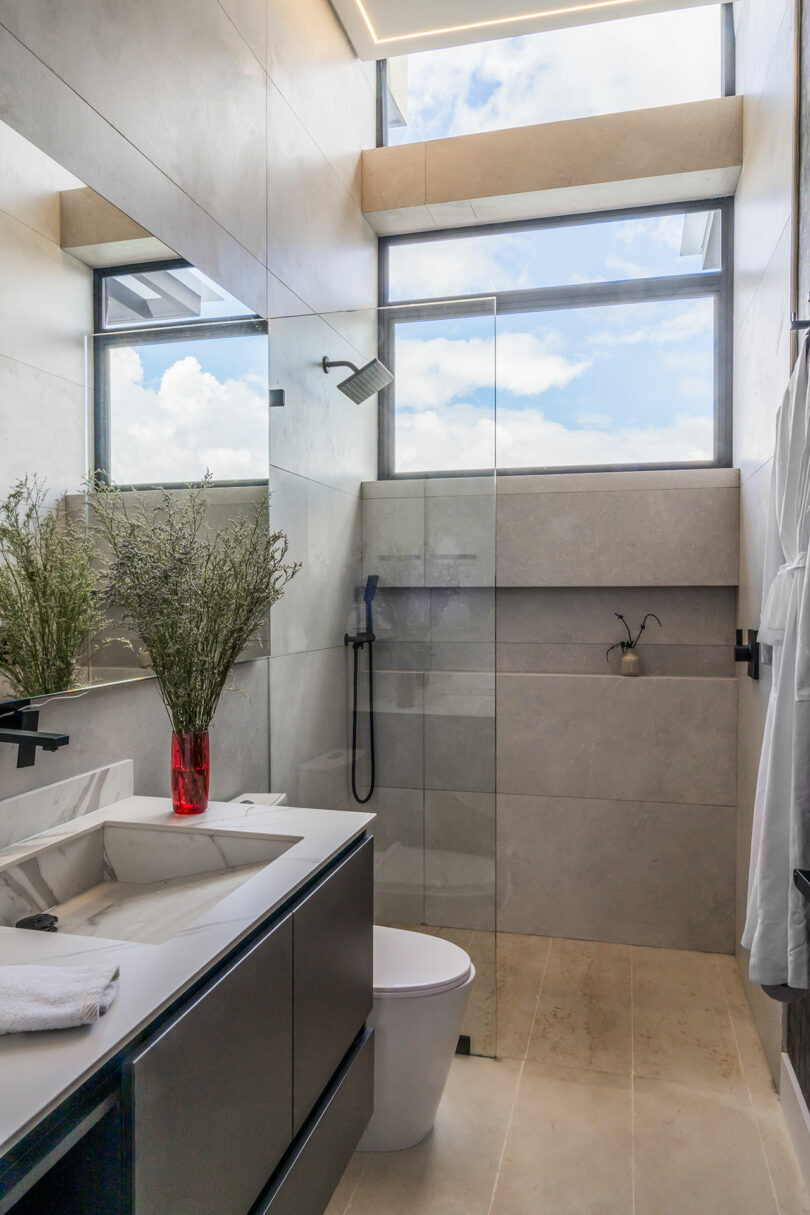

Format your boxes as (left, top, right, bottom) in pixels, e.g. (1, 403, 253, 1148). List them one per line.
(0, 760, 133, 850)
(0, 794, 374, 1159)
(0, 821, 301, 944)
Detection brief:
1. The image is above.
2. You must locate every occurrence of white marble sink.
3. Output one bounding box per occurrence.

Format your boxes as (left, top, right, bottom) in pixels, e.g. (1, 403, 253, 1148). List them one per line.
(0, 821, 302, 945)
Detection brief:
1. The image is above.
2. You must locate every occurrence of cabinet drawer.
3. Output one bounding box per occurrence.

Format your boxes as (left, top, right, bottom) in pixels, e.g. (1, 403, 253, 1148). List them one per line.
(125, 915, 293, 1215)
(255, 1029, 373, 1215)
(292, 838, 373, 1133)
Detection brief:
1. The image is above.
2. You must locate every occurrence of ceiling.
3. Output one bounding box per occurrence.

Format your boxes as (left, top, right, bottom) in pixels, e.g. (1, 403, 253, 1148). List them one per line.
(332, 0, 726, 59)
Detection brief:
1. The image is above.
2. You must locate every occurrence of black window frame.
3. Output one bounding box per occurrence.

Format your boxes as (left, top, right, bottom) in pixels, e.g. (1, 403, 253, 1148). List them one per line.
(92, 257, 269, 488)
(378, 197, 734, 479)
(376, 3, 736, 148)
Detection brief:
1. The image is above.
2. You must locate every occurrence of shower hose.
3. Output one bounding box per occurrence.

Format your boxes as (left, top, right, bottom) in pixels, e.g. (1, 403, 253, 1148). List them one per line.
(350, 639, 375, 804)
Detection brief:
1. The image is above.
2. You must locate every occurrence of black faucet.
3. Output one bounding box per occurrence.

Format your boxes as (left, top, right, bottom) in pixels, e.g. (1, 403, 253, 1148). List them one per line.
(0, 701, 69, 769)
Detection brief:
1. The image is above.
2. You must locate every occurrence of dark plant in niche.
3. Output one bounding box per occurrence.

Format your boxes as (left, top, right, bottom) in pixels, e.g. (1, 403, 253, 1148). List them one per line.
(89, 475, 301, 735)
(605, 612, 662, 663)
(0, 476, 105, 698)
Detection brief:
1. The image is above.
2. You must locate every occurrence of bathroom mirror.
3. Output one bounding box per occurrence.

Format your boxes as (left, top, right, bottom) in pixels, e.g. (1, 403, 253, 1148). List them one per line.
(0, 119, 271, 701)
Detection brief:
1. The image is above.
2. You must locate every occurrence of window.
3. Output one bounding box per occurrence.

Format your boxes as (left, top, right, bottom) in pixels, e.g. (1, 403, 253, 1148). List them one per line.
(379, 201, 732, 476)
(93, 261, 269, 486)
(380, 4, 734, 146)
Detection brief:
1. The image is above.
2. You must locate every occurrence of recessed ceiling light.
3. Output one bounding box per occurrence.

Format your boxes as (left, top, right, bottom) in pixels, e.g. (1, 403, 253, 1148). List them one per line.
(354, 0, 657, 45)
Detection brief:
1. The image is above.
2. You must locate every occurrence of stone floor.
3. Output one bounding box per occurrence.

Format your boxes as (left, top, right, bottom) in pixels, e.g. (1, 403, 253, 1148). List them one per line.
(327, 934, 810, 1215)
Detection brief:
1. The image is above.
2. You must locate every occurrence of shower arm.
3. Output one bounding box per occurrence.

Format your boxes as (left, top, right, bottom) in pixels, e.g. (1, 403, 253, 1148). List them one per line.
(322, 357, 359, 375)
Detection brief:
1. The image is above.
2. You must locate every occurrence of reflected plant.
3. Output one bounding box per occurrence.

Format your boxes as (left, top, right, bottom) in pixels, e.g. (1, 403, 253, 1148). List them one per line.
(605, 612, 662, 663)
(0, 477, 104, 698)
(89, 476, 300, 735)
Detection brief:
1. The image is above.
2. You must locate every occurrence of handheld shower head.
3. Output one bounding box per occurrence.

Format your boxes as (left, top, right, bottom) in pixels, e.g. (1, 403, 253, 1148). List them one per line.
(322, 356, 394, 404)
(363, 574, 379, 604)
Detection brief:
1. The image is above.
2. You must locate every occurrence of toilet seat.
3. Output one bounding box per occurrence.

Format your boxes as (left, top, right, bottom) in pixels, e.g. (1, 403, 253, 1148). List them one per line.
(372, 925, 473, 998)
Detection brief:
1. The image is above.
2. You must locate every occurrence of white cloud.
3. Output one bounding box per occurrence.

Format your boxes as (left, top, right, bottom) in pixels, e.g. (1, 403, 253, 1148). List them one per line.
(396, 402, 713, 473)
(396, 331, 589, 409)
(109, 348, 268, 483)
(590, 299, 714, 348)
(392, 7, 720, 143)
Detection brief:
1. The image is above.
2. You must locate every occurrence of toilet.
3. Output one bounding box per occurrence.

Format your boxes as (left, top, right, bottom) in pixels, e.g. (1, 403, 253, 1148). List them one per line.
(234, 794, 474, 1152)
(358, 925, 475, 1152)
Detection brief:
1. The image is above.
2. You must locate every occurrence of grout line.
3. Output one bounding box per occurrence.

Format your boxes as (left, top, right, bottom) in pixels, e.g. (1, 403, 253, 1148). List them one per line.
(485, 936, 554, 1215)
(630, 948, 636, 1215)
(716, 955, 783, 1214)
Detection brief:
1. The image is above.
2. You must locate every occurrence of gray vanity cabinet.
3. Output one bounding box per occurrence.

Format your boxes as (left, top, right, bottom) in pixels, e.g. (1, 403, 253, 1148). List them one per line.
(292, 837, 374, 1134)
(125, 913, 294, 1215)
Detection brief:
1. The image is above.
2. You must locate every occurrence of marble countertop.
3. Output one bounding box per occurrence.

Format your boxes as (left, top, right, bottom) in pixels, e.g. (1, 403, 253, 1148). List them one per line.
(0, 795, 374, 1161)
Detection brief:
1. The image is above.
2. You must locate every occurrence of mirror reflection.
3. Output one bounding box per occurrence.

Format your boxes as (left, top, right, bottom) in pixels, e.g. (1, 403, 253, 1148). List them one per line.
(0, 120, 271, 701)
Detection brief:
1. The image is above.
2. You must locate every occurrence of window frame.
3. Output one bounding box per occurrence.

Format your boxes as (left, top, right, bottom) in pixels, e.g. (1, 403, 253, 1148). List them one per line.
(377, 197, 734, 479)
(92, 258, 268, 488)
(376, 2, 736, 148)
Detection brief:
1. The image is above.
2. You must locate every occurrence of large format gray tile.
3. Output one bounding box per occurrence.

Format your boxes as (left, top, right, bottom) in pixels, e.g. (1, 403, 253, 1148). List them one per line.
(0, 355, 86, 506)
(496, 586, 736, 645)
(268, 469, 361, 656)
(430, 588, 495, 642)
(497, 794, 735, 951)
(366, 786, 424, 926)
(497, 674, 737, 806)
(425, 791, 495, 930)
(267, 81, 376, 313)
(267, 0, 375, 204)
(496, 641, 733, 677)
(425, 494, 495, 588)
(268, 646, 351, 807)
(1, 0, 269, 263)
(496, 485, 740, 586)
(268, 310, 378, 492)
(362, 495, 425, 586)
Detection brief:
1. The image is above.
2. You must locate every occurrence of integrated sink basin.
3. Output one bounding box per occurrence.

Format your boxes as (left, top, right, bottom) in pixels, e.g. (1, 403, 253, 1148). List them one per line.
(0, 821, 302, 945)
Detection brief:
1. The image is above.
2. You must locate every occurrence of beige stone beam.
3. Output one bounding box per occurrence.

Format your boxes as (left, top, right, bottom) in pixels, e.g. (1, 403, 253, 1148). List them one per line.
(60, 185, 177, 267)
(362, 96, 743, 235)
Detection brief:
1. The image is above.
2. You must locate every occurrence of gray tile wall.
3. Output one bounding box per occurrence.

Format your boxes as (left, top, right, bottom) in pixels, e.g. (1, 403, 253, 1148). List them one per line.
(0, 0, 377, 802)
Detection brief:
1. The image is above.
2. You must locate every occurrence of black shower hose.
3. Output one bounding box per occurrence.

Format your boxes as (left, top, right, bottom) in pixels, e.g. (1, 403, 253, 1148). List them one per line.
(350, 640, 375, 804)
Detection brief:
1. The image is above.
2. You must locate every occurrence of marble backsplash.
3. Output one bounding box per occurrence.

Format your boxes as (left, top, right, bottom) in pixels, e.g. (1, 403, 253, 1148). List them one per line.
(0, 760, 133, 850)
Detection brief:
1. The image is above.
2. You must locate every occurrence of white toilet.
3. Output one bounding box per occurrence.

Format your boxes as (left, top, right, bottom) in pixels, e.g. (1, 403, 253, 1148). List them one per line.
(358, 925, 475, 1152)
(234, 794, 474, 1152)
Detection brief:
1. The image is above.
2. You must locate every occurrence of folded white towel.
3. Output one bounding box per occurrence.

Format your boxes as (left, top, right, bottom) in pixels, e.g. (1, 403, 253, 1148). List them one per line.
(0, 962, 120, 1035)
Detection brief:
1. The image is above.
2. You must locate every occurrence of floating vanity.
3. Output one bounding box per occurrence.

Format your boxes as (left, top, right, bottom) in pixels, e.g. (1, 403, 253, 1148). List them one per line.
(0, 791, 375, 1215)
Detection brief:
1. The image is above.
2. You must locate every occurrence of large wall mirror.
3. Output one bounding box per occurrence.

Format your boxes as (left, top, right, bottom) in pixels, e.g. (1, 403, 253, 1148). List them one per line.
(0, 119, 271, 703)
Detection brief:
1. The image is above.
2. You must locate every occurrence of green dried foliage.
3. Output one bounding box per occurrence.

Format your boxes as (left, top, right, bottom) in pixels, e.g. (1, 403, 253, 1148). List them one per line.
(89, 477, 300, 735)
(0, 477, 104, 698)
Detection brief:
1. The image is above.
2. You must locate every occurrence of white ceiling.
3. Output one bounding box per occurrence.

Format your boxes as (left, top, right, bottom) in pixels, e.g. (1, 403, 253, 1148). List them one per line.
(333, 0, 727, 60)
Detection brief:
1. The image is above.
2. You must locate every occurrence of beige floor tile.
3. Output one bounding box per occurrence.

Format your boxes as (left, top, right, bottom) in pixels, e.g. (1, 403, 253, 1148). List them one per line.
(325, 1156, 367, 1215)
(497, 933, 551, 1060)
(491, 1061, 632, 1215)
(754, 1095, 810, 1215)
(634, 1076, 779, 1215)
(464, 931, 497, 1057)
(632, 946, 746, 1095)
(526, 938, 632, 1075)
(715, 953, 779, 1098)
(348, 1056, 521, 1215)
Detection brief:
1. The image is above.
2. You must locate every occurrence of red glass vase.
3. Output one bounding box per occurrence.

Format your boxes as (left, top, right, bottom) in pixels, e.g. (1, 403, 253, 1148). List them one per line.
(171, 731, 210, 815)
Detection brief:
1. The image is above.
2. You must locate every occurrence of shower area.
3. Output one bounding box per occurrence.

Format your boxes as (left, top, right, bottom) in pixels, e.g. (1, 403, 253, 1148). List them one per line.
(266, 301, 498, 1056)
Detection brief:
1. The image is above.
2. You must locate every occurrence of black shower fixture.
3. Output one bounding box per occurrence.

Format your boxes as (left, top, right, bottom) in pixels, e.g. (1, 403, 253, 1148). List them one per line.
(322, 356, 394, 404)
(345, 575, 379, 805)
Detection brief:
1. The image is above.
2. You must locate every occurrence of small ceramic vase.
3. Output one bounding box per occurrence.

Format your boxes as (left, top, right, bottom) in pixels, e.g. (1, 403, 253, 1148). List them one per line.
(621, 650, 641, 677)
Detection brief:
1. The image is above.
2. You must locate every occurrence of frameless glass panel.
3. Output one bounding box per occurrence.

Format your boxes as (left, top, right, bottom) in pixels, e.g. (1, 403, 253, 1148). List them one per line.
(388, 210, 722, 301)
(389, 311, 497, 474)
(102, 265, 255, 328)
(107, 332, 269, 484)
(387, 5, 723, 144)
(495, 296, 716, 470)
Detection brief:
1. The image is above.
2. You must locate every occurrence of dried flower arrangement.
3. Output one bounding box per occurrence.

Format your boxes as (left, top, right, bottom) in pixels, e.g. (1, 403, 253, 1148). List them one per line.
(606, 611, 662, 674)
(90, 477, 300, 811)
(0, 477, 104, 698)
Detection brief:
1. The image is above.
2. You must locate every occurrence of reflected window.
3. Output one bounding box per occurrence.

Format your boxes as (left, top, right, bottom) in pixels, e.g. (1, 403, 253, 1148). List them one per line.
(94, 259, 268, 486)
(380, 202, 731, 476)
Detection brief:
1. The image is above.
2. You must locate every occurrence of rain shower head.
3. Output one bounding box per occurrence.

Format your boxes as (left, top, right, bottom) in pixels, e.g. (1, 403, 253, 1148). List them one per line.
(322, 356, 394, 404)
